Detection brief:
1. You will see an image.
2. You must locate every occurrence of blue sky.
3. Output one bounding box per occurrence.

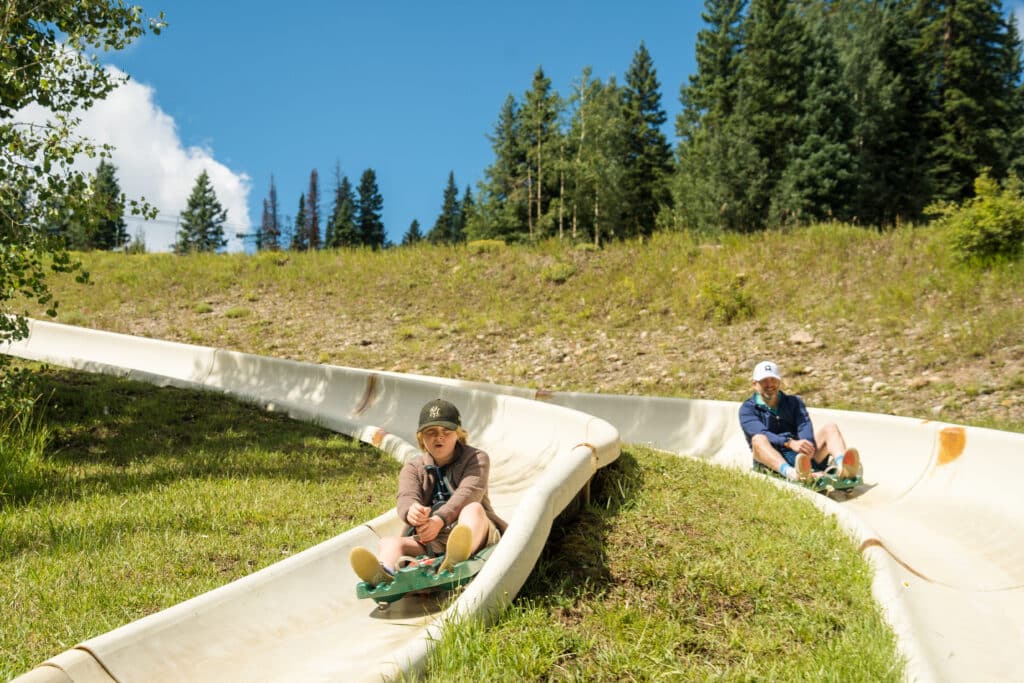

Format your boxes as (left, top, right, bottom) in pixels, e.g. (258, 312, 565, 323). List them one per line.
(89, 1, 704, 251)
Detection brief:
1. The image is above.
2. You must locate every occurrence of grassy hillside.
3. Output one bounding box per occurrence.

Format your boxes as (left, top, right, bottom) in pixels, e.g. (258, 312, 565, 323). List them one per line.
(32, 223, 1024, 432)
(8, 224, 991, 678)
(2, 369, 902, 681)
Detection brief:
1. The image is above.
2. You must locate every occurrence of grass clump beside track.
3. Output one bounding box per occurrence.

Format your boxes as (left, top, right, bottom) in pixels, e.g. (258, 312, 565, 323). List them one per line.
(0, 365, 397, 680)
(422, 448, 903, 682)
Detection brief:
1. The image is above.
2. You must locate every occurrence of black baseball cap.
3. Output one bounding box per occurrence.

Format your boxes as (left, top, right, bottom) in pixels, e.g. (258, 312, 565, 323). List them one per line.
(418, 398, 461, 432)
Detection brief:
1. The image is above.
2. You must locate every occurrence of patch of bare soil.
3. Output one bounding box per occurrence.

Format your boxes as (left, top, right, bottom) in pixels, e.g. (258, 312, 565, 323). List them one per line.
(112, 293, 1024, 433)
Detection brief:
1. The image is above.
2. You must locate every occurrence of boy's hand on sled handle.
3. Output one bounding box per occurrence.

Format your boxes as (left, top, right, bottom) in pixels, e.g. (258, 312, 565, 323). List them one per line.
(415, 515, 443, 543)
(407, 502, 431, 526)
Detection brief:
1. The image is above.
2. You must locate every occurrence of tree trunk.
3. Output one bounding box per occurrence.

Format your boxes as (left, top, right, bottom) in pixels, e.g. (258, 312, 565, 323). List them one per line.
(576, 83, 586, 243)
(527, 167, 534, 239)
(536, 130, 543, 238)
(558, 143, 564, 240)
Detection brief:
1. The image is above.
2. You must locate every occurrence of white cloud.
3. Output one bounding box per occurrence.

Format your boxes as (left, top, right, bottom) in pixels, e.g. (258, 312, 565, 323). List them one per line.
(18, 66, 251, 252)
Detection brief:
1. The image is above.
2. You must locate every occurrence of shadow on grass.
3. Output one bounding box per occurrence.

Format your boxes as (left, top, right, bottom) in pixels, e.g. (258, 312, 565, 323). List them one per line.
(517, 450, 644, 601)
(3, 366, 392, 509)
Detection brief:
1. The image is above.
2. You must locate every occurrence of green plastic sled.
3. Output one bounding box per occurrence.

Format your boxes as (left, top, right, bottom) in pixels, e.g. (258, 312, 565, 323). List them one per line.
(355, 543, 497, 605)
(754, 462, 862, 493)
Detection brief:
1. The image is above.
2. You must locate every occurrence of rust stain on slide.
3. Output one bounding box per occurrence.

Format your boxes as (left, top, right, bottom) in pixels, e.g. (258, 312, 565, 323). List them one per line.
(937, 426, 966, 466)
(860, 538, 936, 583)
(354, 374, 379, 416)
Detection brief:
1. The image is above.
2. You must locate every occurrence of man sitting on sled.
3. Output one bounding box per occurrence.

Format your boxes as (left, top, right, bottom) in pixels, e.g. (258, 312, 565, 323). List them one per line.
(739, 360, 862, 484)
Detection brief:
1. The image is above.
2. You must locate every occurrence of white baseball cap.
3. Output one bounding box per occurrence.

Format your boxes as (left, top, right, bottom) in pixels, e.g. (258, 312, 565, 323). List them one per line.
(752, 360, 781, 382)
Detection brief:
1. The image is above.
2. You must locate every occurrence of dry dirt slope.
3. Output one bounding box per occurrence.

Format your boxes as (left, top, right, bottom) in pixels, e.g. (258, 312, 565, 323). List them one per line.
(33, 229, 1024, 433)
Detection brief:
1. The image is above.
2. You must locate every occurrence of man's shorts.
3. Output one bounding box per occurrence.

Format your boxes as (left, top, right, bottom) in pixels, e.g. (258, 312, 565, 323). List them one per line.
(774, 447, 829, 472)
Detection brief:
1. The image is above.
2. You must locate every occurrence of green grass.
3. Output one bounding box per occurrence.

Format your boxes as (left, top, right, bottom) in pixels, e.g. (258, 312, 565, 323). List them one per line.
(0, 365, 397, 680)
(0, 396, 50, 501)
(421, 449, 902, 682)
(224, 305, 251, 319)
(2, 369, 903, 681)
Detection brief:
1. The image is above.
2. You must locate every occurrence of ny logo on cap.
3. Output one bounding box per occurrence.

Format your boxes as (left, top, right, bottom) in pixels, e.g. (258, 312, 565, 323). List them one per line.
(429, 405, 441, 418)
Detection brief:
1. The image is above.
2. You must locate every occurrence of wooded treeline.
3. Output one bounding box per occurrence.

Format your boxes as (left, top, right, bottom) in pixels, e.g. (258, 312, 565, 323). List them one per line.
(254, 165, 387, 253)
(463, 0, 1024, 245)
(674, 0, 1024, 233)
(60, 0, 1024, 254)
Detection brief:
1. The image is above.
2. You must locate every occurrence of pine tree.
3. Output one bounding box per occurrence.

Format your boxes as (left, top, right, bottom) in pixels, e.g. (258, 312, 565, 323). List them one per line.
(770, 1, 856, 224)
(914, 0, 1023, 201)
(304, 169, 321, 250)
(469, 94, 530, 241)
(675, 0, 757, 232)
(290, 194, 307, 251)
(402, 219, 424, 245)
(325, 164, 358, 248)
(356, 169, 385, 248)
(727, 0, 811, 229)
(174, 170, 227, 253)
(258, 175, 281, 251)
(259, 199, 271, 251)
(332, 176, 359, 248)
(831, 0, 929, 225)
(91, 160, 128, 250)
(429, 171, 461, 244)
(1005, 17, 1024, 178)
(520, 67, 563, 239)
(682, 0, 856, 231)
(677, 0, 747, 144)
(62, 160, 128, 250)
(621, 42, 674, 238)
(458, 185, 474, 241)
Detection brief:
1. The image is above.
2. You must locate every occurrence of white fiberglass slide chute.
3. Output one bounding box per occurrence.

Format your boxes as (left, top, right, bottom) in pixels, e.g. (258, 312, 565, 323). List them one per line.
(5, 320, 619, 683)
(7, 320, 1024, 682)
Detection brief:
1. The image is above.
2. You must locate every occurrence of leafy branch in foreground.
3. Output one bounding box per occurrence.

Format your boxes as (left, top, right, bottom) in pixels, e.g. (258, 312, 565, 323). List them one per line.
(0, 2, 164, 353)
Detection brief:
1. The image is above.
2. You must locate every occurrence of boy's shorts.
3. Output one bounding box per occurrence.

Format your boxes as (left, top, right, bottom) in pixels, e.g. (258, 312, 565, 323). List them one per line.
(422, 519, 501, 557)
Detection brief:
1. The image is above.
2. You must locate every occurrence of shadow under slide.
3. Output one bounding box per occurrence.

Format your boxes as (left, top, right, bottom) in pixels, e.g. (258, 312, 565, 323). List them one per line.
(8, 320, 1024, 682)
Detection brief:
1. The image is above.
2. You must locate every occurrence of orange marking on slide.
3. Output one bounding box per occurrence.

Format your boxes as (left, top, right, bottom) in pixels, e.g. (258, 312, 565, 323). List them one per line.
(937, 426, 966, 466)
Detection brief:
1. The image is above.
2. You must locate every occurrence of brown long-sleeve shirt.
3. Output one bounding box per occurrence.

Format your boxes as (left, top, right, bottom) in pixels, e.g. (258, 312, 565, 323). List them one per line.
(396, 441, 507, 534)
